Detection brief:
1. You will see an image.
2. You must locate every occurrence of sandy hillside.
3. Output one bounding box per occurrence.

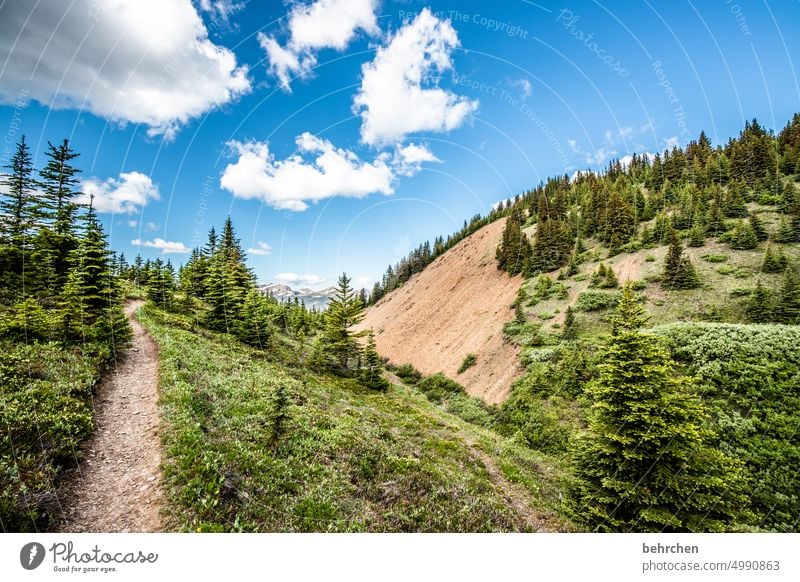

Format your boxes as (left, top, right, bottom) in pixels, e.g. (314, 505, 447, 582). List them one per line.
(358, 219, 523, 404)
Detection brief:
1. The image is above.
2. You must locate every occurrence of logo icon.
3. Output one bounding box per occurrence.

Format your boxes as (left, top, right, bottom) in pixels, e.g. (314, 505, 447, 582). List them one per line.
(20, 542, 46, 570)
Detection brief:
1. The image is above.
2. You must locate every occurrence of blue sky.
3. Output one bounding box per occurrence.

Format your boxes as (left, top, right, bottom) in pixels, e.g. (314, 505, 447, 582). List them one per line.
(1, 0, 798, 289)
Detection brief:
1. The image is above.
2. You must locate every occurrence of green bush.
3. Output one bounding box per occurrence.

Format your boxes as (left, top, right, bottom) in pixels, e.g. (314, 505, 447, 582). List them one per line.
(393, 363, 422, 385)
(574, 291, 621, 312)
(415, 373, 466, 404)
(0, 342, 99, 531)
(653, 322, 800, 532)
(457, 353, 477, 374)
(702, 253, 729, 263)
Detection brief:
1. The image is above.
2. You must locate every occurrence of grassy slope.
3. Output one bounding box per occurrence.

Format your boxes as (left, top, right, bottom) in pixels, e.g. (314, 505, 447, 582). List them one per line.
(521, 204, 800, 338)
(138, 306, 573, 532)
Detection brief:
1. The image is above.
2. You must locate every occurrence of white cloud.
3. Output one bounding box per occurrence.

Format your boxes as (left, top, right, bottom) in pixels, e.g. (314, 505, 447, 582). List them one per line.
(509, 78, 532, 99)
(619, 152, 655, 168)
(127, 220, 138, 228)
(355, 275, 372, 287)
(144, 221, 159, 232)
(585, 147, 617, 166)
(198, 0, 243, 24)
(77, 171, 160, 214)
(353, 8, 479, 146)
(131, 238, 190, 254)
(664, 136, 680, 149)
(259, 0, 379, 91)
(221, 133, 404, 211)
(247, 241, 272, 256)
(394, 142, 440, 176)
(0, 0, 250, 139)
(275, 272, 326, 287)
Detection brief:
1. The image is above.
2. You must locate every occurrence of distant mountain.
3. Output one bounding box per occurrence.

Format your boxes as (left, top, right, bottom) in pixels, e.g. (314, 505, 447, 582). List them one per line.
(258, 283, 339, 310)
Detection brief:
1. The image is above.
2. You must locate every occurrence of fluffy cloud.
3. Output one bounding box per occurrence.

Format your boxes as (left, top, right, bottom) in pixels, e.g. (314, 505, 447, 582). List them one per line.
(77, 171, 160, 214)
(221, 133, 396, 211)
(260, 0, 379, 91)
(394, 143, 440, 176)
(0, 0, 250, 139)
(131, 238, 190, 254)
(275, 273, 326, 287)
(198, 0, 243, 24)
(247, 241, 272, 256)
(354, 8, 479, 146)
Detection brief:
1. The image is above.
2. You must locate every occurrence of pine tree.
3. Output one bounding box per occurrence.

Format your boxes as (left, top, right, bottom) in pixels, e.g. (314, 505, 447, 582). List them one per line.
(687, 215, 706, 247)
(748, 212, 768, 242)
(727, 220, 759, 250)
(562, 305, 577, 340)
(773, 215, 796, 243)
(237, 287, 275, 348)
(775, 266, 800, 324)
(204, 218, 254, 332)
(496, 208, 532, 276)
(746, 280, 773, 322)
(571, 284, 744, 532)
(360, 330, 389, 391)
(39, 139, 81, 234)
(323, 273, 365, 373)
(661, 229, 700, 290)
(761, 246, 787, 273)
(0, 136, 38, 248)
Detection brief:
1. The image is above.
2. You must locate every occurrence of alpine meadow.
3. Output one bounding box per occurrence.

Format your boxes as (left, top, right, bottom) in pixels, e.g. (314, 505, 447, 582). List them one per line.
(1, 0, 799, 545)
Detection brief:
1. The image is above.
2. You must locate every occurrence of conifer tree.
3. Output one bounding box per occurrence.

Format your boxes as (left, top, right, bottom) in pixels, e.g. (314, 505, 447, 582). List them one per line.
(562, 305, 577, 340)
(748, 212, 768, 242)
(323, 273, 365, 372)
(0, 136, 37, 254)
(360, 331, 389, 391)
(661, 229, 700, 290)
(496, 208, 532, 276)
(687, 215, 706, 247)
(237, 287, 275, 348)
(572, 284, 744, 532)
(746, 280, 773, 322)
(775, 266, 800, 323)
(727, 219, 759, 250)
(761, 246, 787, 273)
(39, 139, 81, 235)
(204, 218, 254, 332)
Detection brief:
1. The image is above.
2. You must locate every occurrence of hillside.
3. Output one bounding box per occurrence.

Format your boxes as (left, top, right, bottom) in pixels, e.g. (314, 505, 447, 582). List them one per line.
(137, 306, 570, 532)
(359, 219, 523, 404)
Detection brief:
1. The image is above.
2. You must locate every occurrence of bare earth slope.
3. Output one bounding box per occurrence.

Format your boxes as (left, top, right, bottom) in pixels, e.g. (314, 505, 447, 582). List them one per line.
(55, 300, 163, 532)
(359, 219, 523, 404)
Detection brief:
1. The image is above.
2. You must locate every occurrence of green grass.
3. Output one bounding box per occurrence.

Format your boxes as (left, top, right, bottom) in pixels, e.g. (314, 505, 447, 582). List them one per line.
(138, 306, 572, 532)
(0, 341, 102, 531)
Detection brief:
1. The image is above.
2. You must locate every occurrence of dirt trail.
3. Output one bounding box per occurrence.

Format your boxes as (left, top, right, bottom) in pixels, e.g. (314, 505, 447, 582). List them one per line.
(55, 300, 164, 532)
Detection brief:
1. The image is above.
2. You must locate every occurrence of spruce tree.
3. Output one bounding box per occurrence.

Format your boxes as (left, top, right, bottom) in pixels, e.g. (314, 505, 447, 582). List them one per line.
(360, 330, 389, 391)
(775, 266, 800, 323)
(748, 212, 768, 242)
(773, 215, 796, 243)
(687, 216, 706, 247)
(746, 280, 773, 323)
(323, 273, 365, 373)
(572, 284, 744, 532)
(562, 305, 577, 340)
(496, 208, 532, 276)
(761, 246, 787, 273)
(727, 219, 759, 250)
(0, 135, 37, 248)
(661, 229, 700, 290)
(39, 139, 81, 235)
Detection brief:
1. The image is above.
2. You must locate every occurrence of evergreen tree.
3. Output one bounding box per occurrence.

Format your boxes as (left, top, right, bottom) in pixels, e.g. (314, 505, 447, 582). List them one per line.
(687, 215, 706, 247)
(204, 218, 254, 332)
(761, 246, 788, 273)
(39, 139, 81, 234)
(360, 330, 389, 391)
(0, 136, 37, 256)
(571, 284, 744, 532)
(727, 220, 759, 250)
(773, 215, 796, 243)
(562, 305, 577, 340)
(323, 273, 365, 372)
(496, 208, 532, 276)
(237, 287, 275, 348)
(746, 280, 773, 323)
(775, 266, 800, 323)
(748, 212, 768, 242)
(661, 229, 700, 290)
